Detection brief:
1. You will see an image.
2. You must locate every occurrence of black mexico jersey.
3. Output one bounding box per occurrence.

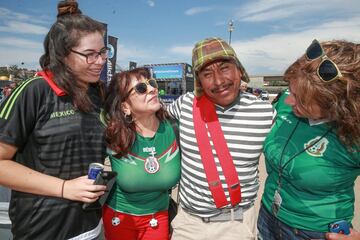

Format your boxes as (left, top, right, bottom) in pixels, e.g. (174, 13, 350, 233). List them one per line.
(0, 76, 106, 240)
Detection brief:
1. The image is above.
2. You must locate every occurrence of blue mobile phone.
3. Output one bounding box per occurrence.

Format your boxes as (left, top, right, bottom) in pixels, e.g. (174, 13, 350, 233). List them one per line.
(328, 220, 350, 235)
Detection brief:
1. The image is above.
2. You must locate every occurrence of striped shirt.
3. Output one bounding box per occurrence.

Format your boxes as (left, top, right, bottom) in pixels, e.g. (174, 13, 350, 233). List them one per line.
(167, 92, 274, 217)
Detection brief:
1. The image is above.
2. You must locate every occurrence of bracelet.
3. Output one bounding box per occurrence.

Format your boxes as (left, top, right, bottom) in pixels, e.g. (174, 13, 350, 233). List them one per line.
(61, 180, 66, 198)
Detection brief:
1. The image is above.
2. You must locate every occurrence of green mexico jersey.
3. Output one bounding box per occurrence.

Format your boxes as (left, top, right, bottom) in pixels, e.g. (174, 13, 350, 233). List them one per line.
(107, 120, 181, 215)
(262, 90, 360, 231)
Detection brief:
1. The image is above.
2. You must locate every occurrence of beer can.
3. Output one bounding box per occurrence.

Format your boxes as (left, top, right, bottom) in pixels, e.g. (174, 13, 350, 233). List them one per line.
(88, 163, 104, 180)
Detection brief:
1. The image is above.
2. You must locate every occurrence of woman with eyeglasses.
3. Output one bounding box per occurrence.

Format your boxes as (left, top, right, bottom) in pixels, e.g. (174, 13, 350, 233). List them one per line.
(0, 1, 108, 239)
(102, 67, 181, 240)
(257, 39, 360, 240)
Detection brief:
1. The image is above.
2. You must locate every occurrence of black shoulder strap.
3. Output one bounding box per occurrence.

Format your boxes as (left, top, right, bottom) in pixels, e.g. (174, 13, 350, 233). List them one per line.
(271, 90, 284, 105)
(168, 118, 180, 148)
(167, 118, 181, 204)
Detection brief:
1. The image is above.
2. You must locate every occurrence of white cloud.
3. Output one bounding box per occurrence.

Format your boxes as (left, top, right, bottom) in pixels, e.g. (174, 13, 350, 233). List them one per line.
(116, 43, 156, 68)
(185, 6, 214, 16)
(0, 21, 48, 35)
(238, 0, 303, 16)
(0, 7, 49, 35)
(167, 16, 360, 75)
(240, 8, 298, 22)
(232, 17, 360, 74)
(236, 0, 360, 22)
(0, 36, 42, 69)
(147, 0, 155, 7)
(0, 37, 42, 49)
(0, 7, 50, 25)
(116, 43, 193, 69)
(0, 47, 41, 69)
(0, 7, 30, 21)
(169, 45, 193, 55)
(1, 2, 359, 74)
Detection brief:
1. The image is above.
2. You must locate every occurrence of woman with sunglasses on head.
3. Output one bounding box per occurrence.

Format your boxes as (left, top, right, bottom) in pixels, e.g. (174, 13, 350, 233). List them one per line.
(0, 1, 108, 239)
(102, 67, 181, 240)
(257, 39, 360, 240)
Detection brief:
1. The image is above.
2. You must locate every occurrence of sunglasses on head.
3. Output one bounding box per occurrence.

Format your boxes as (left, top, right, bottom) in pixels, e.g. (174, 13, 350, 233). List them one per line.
(305, 39, 343, 83)
(127, 78, 158, 96)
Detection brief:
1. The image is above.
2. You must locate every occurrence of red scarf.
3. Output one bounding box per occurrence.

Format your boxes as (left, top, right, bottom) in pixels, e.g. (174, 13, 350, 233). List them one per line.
(193, 95, 241, 208)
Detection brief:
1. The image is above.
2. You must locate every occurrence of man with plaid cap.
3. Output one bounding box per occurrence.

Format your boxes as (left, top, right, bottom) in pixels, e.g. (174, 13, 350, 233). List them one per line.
(167, 37, 274, 239)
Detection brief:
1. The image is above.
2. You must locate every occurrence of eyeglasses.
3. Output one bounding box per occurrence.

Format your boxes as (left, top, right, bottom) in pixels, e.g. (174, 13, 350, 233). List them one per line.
(305, 39, 343, 82)
(70, 47, 109, 64)
(127, 79, 158, 96)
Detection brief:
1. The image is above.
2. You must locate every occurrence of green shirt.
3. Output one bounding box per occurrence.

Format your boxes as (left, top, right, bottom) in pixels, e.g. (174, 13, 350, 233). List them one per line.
(262, 90, 360, 231)
(107, 120, 181, 215)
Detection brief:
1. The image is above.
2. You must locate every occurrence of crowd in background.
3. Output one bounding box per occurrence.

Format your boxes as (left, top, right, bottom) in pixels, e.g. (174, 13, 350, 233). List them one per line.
(0, 82, 17, 103)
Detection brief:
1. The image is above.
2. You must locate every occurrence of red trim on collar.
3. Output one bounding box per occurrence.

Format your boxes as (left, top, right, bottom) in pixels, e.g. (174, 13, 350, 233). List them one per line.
(36, 71, 67, 96)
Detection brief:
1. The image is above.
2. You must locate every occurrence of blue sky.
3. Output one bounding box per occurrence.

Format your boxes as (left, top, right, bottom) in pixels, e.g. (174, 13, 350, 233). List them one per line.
(1, 0, 360, 75)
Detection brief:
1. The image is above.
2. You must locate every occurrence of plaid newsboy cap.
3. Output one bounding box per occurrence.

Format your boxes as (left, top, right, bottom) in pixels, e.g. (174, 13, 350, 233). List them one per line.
(192, 37, 250, 97)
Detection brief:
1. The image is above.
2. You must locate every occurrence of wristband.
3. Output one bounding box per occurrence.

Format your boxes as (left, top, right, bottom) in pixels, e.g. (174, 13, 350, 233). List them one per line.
(61, 180, 66, 198)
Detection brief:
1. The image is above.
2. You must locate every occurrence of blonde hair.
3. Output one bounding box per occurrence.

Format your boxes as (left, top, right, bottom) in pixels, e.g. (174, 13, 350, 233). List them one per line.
(284, 40, 360, 147)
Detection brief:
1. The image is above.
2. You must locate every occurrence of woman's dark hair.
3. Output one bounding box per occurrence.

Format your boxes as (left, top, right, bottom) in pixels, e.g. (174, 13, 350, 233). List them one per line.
(284, 40, 360, 147)
(39, 0, 106, 112)
(104, 67, 168, 158)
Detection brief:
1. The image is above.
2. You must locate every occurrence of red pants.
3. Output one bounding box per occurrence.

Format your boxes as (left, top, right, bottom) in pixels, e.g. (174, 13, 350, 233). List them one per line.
(103, 204, 169, 240)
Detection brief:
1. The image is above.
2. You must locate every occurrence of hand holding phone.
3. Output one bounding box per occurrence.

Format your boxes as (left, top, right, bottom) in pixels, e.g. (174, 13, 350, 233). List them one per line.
(329, 220, 350, 235)
(82, 171, 117, 210)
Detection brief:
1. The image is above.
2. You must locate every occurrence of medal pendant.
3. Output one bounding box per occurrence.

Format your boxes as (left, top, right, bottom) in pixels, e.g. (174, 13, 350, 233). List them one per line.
(112, 216, 120, 226)
(149, 217, 158, 228)
(144, 156, 160, 174)
(271, 189, 282, 216)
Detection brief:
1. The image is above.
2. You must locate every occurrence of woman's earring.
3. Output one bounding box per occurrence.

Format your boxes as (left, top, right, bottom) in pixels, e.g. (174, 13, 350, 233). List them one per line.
(124, 113, 133, 124)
